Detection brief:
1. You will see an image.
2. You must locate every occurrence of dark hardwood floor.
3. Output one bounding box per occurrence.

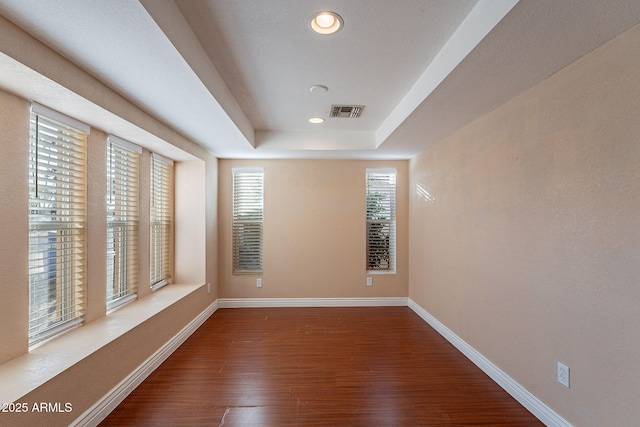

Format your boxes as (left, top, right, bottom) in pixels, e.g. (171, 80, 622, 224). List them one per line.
(100, 307, 543, 426)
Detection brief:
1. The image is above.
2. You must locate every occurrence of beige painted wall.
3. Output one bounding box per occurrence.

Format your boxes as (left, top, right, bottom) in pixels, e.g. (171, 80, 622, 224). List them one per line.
(409, 24, 640, 426)
(0, 90, 29, 363)
(86, 129, 108, 323)
(206, 158, 220, 296)
(174, 160, 207, 285)
(219, 159, 408, 299)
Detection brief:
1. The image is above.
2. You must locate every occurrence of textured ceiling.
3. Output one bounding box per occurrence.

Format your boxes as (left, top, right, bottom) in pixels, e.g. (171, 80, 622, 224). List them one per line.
(0, 0, 639, 159)
(175, 0, 478, 132)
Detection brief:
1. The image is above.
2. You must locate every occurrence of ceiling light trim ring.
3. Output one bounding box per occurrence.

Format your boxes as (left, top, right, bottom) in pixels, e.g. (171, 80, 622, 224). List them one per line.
(309, 84, 329, 94)
(311, 11, 343, 35)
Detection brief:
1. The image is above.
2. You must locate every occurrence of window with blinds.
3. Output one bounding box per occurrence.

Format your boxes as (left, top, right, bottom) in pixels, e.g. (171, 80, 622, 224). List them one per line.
(366, 169, 396, 273)
(28, 104, 89, 344)
(150, 153, 173, 290)
(232, 168, 263, 274)
(106, 136, 141, 310)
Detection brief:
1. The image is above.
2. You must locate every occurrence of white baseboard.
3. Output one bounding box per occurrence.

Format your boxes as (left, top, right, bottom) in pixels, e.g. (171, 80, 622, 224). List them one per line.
(71, 300, 219, 427)
(218, 297, 408, 308)
(408, 299, 571, 427)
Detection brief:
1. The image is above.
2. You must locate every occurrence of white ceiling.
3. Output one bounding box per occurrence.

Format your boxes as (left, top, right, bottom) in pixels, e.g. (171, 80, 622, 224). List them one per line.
(0, 0, 639, 159)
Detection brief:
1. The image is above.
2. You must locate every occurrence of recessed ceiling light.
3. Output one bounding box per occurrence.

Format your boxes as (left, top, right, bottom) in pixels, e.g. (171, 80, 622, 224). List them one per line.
(309, 117, 325, 124)
(310, 11, 343, 35)
(309, 85, 328, 94)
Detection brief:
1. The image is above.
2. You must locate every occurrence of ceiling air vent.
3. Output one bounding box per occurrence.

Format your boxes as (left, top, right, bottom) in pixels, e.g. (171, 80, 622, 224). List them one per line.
(330, 105, 365, 118)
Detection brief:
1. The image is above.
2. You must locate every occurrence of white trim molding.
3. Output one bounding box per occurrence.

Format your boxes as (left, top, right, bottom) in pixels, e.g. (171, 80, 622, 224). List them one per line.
(408, 299, 572, 427)
(218, 297, 408, 308)
(71, 300, 219, 427)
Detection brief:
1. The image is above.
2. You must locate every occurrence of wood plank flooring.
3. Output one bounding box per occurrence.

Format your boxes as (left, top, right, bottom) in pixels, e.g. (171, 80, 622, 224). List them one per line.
(100, 307, 543, 426)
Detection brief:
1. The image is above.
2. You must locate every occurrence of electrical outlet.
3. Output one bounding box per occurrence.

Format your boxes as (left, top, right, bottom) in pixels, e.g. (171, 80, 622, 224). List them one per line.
(207, 283, 211, 294)
(256, 278, 262, 288)
(366, 277, 372, 287)
(557, 362, 570, 388)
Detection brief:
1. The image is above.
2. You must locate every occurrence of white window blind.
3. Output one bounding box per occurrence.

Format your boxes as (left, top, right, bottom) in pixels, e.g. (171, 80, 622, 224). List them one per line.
(150, 153, 173, 289)
(106, 136, 141, 310)
(366, 169, 396, 273)
(28, 105, 88, 344)
(232, 168, 263, 274)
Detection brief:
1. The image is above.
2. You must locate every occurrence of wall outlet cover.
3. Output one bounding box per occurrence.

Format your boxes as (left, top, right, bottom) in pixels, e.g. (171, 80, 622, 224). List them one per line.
(557, 362, 570, 388)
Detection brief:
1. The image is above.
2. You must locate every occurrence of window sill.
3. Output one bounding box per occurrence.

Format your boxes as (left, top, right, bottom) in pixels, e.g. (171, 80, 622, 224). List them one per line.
(0, 282, 204, 406)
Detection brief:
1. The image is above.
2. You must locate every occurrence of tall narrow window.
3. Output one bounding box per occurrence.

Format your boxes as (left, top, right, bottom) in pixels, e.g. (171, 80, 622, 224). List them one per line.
(366, 169, 396, 273)
(150, 153, 173, 290)
(232, 168, 263, 274)
(28, 103, 89, 344)
(106, 136, 141, 310)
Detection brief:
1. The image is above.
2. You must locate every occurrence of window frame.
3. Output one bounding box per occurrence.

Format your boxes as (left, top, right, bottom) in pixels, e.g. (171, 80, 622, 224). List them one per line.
(28, 103, 90, 345)
(232, 168, 264, 274)
(106, 135, 141, 311)
(149, 153, 174, 291)
(366, 168, 397, 274)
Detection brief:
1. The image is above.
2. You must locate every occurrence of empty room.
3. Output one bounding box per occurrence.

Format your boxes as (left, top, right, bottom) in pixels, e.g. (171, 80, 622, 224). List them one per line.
(0, 1, 639, 426)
